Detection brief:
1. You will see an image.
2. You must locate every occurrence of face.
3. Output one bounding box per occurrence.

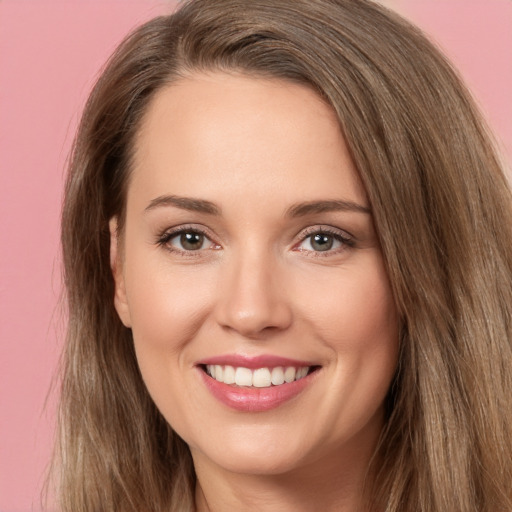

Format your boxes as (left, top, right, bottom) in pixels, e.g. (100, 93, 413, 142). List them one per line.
(111, 72, 399, 477)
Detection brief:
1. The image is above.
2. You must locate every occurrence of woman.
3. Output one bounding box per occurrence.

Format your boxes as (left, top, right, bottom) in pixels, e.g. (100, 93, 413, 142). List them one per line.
(54, 0, 512, 510)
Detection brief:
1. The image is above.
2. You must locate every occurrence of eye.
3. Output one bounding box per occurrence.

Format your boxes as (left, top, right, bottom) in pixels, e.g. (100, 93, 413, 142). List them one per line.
(172, 231, 208, 251)
(295, 228, 354, 254)
(157, 227, 219, 253)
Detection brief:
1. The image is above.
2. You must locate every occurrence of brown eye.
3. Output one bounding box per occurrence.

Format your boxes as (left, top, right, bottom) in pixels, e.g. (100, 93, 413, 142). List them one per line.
(168, 231, 206, 251)
(179, 232, 205, 251)
(295, 228, 353, 255)
(158, 226, 222, 255)
(299, 232, 341, 252)
(310, 233, 334, 251)
(161, 230, 211, 252)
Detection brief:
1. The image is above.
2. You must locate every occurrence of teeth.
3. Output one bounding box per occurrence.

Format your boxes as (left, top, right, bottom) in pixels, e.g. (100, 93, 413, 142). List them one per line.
(223, 365, 236, 384)
(253, 368, 271, 388)
(284, 366, 296, 383)
(205, 364, 311, 388)
(271, 367, 285, 385)
(235, 367, 253, 386)
(297, 367, 308, 379)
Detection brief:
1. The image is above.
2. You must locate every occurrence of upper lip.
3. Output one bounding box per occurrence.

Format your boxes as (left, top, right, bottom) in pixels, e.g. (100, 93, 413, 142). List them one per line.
(195, 354, 318, 369)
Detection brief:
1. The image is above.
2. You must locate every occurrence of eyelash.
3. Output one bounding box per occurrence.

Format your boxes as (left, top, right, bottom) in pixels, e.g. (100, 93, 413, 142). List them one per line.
(156, 225, 355, 257)
(294, 226, 355, 257)
(156, 225, 218, 258)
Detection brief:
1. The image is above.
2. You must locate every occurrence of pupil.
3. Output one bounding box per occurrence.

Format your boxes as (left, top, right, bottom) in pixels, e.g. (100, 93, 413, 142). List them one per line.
(312, 233, 333, 251)
(181, 232, 203, 250)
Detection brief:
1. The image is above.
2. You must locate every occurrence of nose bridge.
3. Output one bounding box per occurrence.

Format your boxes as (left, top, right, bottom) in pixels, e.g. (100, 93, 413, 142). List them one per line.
(215, 242, 292, 337)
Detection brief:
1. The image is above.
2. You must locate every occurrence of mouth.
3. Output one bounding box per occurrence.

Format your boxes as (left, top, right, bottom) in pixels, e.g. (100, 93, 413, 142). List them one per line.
(196, 356, 322, 412)
(200, 364, 321, 388)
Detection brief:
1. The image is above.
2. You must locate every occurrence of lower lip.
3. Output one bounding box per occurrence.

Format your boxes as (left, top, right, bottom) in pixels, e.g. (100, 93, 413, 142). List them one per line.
(198, 368, 318, 412)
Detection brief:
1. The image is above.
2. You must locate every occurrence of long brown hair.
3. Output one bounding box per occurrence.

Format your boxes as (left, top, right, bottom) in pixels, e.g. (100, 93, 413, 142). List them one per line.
(54, 0, 512, 510)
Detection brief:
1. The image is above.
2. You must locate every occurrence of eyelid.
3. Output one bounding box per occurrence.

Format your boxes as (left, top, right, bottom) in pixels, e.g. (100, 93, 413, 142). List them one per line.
(155, 223, 355, 257)
(156, 224, 221, 255)
(292, 225, 355, 254)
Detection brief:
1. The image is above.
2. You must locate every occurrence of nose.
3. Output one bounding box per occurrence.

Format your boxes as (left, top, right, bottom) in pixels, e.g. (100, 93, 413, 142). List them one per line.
(214, 248, 293, 338)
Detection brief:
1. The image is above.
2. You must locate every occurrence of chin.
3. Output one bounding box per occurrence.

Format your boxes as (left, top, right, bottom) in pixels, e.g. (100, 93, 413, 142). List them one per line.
(189, 425, 312, 476)
(200, 448, 306, 476)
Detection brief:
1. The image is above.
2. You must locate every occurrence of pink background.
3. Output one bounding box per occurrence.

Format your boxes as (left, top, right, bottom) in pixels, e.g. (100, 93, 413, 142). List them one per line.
(0, 1, 510, 511)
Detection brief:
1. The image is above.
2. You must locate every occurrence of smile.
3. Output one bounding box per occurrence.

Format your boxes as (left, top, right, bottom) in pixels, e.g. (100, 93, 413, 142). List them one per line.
(205, 364, 312, 387)
(196, 355, 321, 412)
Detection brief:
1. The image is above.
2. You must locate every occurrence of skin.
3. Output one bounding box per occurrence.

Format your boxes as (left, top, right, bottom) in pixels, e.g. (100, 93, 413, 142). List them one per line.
(110, 72, 399, 511)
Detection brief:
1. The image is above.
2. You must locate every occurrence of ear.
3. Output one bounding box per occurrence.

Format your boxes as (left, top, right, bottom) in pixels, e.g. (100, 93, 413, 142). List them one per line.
(109, 217, 132, 328)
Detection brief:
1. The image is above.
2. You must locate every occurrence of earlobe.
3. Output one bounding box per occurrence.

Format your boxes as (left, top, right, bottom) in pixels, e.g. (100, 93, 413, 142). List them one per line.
(109, 217, 132, 328)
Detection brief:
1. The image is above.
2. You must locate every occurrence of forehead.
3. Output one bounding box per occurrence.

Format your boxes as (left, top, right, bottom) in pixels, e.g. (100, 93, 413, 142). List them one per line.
(129, 71, 367, 210)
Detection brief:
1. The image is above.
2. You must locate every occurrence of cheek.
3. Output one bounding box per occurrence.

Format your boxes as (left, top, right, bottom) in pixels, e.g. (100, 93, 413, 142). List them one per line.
(296, 257, 398, 352)
(338, 267, 398, 382)
(123, 258, 217, 439)
(121, 243, 217, 400)
(125, 254, 215, 351)
(293, 256, 399, 420)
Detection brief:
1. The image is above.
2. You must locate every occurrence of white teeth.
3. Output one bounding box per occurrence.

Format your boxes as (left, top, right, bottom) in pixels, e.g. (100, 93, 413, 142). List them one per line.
(271, 366, 285, 385)
(205, 364, 312, 387)
(252, 368, 272, 388)
(223, 365, 236, 384)
(235, 367, 253, 386)
(214, 365, 223, 382)
(284, 366, 296, 383)
(297, 367, 308, 379)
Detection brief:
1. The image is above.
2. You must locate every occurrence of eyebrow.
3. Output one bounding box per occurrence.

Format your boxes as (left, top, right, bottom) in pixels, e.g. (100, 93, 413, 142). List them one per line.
(144, 195, 221, 215)
(144, 195, 371, 217)
(285, 199, 371, 217)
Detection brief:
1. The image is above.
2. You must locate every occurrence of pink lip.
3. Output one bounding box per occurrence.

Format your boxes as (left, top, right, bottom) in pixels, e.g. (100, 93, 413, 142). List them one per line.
(195, 355, 320, 412)
(196, 354, 315, 369)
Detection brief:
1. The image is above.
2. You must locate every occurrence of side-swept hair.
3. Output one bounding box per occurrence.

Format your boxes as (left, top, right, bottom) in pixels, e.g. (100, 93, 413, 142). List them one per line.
(54, 1, 512, 510)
